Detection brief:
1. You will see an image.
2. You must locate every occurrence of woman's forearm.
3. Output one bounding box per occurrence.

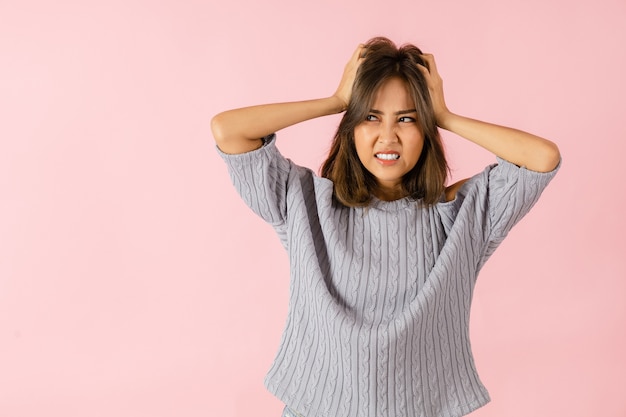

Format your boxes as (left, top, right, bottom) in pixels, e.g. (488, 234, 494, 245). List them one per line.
(212, 45, 366, 155)
(211, 96, 345, 155)
(417, 54, 560, 173)
(439, 112, 561, 173)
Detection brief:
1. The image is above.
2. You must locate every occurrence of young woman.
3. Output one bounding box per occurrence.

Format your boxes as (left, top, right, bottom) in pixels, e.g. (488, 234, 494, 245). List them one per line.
(212, 37, 560, 417)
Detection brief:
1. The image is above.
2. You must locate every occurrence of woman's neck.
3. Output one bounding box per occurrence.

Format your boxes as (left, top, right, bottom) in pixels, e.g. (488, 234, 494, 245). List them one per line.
(373, 186, 406, 201)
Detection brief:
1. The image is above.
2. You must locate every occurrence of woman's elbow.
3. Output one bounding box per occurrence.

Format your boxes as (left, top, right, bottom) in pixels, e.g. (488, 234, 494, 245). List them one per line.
(535, 140, 561, 172)
(211, 112, 228, 145)
(210, 112, 261, 155)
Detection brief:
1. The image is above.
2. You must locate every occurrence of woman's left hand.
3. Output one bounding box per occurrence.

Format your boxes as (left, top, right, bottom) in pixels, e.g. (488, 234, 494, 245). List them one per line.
(417, 54, 451, 128)
(417, 54, 560, 172)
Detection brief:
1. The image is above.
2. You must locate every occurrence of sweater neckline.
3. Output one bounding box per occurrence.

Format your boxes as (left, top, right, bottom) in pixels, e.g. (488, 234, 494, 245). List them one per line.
(368, 196, 417, 211)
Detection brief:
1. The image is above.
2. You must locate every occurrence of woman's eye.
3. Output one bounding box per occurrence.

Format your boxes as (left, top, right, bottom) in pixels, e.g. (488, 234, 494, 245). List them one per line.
(399, 116, 416, 123)
(365, 114, 378, 121)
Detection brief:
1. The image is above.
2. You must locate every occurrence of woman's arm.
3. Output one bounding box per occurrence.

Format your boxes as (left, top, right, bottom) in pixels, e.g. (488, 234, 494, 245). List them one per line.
(418, 54, 561, 173)
(211, 98, 344, 154)
(211, 44, 366, 155)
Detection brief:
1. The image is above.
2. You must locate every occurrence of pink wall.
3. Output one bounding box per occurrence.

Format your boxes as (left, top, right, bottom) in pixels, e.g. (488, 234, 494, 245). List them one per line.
(1, 0, 624, 416)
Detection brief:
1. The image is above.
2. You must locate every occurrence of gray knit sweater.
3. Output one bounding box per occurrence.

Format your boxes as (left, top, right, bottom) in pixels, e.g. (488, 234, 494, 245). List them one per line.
(218, 134, 559, 417)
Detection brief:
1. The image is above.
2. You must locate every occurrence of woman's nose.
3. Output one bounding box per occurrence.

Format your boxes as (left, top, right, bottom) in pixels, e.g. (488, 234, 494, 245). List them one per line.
(377, 123, 398, 144)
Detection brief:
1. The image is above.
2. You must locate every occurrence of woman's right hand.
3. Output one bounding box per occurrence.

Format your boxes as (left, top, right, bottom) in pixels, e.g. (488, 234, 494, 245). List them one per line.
(333, 44, 366, 111)
(213, 44, 367, 154)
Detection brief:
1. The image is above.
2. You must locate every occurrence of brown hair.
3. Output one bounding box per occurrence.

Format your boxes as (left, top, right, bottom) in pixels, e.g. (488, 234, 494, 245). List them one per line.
(321, 37, 448, 207)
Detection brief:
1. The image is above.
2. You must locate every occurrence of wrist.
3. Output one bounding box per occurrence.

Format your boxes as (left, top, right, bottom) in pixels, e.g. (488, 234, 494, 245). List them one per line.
(436, 110, 455, 131)
(329, 95, 348, 113)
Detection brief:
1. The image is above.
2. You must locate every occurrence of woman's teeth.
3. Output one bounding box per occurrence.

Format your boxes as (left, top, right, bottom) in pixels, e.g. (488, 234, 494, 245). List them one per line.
(375, 153, 400, 160)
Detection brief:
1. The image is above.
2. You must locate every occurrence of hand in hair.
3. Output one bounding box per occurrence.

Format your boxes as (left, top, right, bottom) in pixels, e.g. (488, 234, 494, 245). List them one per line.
(416, 53, 451, 128)
(417, 54, 560, 172)
(332, 44, 367, 112)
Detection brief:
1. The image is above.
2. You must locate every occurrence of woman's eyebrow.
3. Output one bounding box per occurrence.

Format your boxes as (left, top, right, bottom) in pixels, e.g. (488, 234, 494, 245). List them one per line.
(369, 109, 417, 115)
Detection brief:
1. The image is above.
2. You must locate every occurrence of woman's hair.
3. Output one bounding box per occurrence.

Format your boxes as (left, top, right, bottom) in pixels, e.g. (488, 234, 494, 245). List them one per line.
(321, 37, 448, 207)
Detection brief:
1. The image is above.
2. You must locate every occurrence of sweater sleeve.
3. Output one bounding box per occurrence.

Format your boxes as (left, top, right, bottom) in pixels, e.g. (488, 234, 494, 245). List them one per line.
(437, 156, 560, 272)
(486, 157, 560, 241)
(216, 134, 291, 229)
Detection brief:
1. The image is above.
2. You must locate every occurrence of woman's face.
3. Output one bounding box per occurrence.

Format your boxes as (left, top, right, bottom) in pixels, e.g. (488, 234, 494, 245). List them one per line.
(353, 77, 424, 199)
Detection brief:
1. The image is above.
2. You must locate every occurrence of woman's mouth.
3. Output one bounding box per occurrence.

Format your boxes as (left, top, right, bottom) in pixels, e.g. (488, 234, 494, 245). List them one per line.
(375, 153, 400, 161)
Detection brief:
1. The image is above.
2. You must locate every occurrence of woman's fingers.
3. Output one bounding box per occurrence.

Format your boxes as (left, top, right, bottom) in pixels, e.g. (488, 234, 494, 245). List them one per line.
(418, 53, 449, 125)
(418, 53, 444, 86)
(334, 44, 367, 110)
(419, 53, 438, 75)
(355, 43, 366, 60)
(419, 53, 434, 64)
(416, 63, 429, 76)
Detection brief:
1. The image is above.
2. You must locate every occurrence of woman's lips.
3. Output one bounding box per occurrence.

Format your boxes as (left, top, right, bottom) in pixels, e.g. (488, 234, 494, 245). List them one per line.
(375, 152, 400, 165)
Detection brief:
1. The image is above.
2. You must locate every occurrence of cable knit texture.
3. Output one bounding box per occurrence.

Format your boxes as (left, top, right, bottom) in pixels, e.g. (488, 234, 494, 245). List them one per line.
(218, 134, 559, 417)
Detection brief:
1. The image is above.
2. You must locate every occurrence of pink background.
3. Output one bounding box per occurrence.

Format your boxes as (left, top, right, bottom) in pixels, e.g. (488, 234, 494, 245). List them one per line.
(1, 0, 625, 416)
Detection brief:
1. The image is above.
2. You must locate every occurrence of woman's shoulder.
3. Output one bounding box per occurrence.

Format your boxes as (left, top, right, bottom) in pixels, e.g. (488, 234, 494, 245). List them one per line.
(443, 178, 471, 202)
